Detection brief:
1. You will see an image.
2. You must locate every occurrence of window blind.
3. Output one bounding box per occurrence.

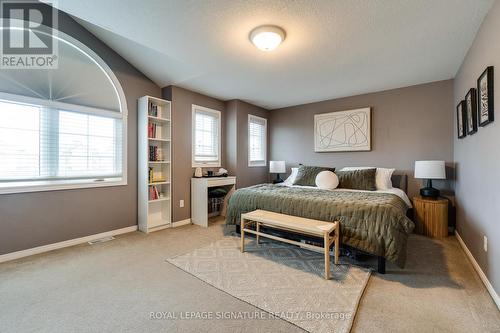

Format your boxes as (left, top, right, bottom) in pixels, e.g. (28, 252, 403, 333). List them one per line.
(0, 99, 123, 183)
(248, 115, 267, 166)
(193, 106, 220, 166)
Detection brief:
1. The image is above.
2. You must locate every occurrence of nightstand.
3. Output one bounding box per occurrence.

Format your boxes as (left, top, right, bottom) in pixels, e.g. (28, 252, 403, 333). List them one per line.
(412, 196, 448, 239)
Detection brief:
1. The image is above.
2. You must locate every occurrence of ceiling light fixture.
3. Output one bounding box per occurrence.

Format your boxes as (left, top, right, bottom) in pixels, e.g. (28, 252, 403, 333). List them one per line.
(249, 25, 286, 51)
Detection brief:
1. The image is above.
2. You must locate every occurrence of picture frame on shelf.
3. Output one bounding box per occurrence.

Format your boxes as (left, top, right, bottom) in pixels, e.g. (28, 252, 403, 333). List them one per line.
(477, 66, 494, 127)
(456, 100, 467, 139)
(465, 88, 477, 135)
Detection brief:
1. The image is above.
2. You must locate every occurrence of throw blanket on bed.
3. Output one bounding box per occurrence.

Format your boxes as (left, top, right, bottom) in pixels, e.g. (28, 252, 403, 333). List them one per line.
(226, 184, 415, 267)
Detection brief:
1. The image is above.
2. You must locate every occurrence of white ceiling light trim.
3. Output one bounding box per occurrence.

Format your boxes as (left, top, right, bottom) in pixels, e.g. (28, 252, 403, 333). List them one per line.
(249, 25, 286, 51)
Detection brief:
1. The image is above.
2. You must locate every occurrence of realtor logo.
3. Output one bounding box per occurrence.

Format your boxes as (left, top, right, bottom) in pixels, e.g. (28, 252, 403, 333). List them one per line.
(1, 0, 58, 68)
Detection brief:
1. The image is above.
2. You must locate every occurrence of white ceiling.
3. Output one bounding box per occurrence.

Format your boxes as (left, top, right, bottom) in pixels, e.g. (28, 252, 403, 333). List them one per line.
(55, 0, 494, 109)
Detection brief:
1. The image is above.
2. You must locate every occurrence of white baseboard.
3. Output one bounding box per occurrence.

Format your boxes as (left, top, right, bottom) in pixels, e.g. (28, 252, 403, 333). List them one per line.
(147, 219, 192, 233)
(172, 218, 191, 227)
(0, 225, 138, 264)
(0, 219, 193, 264)
(455, 231, 500, 310)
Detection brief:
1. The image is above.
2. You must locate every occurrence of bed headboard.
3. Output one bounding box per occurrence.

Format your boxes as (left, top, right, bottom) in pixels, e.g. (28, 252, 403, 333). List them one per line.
(391, 174, 408, 194)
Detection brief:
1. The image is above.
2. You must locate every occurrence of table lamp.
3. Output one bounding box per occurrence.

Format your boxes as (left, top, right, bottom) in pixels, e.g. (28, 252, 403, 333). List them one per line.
(414, 160, 446, 198)
(269, 161, 286, 184)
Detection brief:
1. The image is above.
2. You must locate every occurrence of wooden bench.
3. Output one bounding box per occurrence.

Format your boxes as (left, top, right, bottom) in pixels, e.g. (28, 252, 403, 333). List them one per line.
(240, 210, 340, 279)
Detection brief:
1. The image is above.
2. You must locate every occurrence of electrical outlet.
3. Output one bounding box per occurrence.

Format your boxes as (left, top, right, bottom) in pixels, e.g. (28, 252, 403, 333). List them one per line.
(180, 200, 184, 208)
(484, 236, 488, 252)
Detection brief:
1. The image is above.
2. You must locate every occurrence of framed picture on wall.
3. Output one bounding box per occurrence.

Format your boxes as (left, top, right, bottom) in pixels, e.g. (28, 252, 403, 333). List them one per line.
(477, 66, 494, 127)
(314, 107, 371, 152)
(465, 88, 478, 135)
(456, 100, 466, 139)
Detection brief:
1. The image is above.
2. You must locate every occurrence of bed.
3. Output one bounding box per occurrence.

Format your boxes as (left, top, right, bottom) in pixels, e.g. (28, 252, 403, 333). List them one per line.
(225, 173, 414, 272)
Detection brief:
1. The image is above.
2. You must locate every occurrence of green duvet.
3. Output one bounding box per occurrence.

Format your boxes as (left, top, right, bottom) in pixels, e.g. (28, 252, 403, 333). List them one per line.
(226, 184, 415, 267)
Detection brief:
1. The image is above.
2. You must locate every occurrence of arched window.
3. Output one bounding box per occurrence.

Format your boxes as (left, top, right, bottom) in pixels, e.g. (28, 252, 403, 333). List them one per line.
(0, 28, 128, 193)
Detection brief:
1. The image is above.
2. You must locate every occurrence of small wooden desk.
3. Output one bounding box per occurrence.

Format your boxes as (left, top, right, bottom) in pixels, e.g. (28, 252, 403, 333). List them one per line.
(191, 176, 236, 227)
(240, 210, 340, 279)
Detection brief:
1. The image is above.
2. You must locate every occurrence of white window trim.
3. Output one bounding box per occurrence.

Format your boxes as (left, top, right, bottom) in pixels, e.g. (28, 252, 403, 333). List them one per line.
(248, 114, 267, 167)
(192, 104, 221, 168)
(0, 29, 128, 195)
(0, 178, 126, 195)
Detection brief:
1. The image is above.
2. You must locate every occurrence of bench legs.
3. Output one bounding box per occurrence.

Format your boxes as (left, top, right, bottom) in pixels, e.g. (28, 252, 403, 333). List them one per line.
(241, 219, 259, 252)
(240, 216, 341, 280)
(240, 218, 245, 253)
(334, 227, 339, 265)
(325, 224, 340, 280)
(256, 222, 260, 244)
(324, 232, 330, 280)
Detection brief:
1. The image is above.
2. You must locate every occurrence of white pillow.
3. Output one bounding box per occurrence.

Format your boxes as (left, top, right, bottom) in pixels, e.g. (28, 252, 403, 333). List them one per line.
(340, 167, 395, 190)
(315, 171, 339, 190)
(282, 167, 299, 186)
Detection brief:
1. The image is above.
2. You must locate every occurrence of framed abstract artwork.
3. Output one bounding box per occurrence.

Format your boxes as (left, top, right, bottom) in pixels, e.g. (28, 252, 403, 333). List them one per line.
(314, 107, 371, 152)
(456, 100, 466, 139)
(465, 88, 478, 135)
(477, 66, 494, 127)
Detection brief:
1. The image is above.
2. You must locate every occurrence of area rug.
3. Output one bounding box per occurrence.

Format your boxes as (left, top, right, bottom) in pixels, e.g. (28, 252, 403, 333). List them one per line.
(167, 237, 371, 333)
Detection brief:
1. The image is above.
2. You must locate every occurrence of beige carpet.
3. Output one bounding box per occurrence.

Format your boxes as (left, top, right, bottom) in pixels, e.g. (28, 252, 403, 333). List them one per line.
(168, 237, 370, 333)
(0, 218, 499, 332)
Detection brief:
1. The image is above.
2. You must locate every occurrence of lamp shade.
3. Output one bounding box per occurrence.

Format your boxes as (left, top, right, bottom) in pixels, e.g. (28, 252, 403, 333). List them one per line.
(269, 161, 286, 173)
(414, 161, 446, 179)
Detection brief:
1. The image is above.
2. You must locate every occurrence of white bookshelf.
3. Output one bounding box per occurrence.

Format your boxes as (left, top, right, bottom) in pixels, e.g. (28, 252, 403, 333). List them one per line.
(138, 96, 172, 233)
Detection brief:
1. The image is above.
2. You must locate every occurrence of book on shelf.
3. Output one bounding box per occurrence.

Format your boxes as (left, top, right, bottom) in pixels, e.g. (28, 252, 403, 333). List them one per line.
(148, 167, 154, 183)
(148, 102, 159, 117)
(148, 122, 161, 139)
(149, 145, 164, 162)
(149, 185, 162, 200)
(149, 168, 166, 183)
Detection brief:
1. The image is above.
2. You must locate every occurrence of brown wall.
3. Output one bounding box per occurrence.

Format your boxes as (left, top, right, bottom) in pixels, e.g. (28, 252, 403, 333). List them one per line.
(269, 80, 455, 198)
(453, 1, 500, 294)
(0, 10, 161, 255)
(162, 86, 226, 222)
(226, 100, 270, 188)
(161, 91, 270, 222)
(225, 100, 238, 176)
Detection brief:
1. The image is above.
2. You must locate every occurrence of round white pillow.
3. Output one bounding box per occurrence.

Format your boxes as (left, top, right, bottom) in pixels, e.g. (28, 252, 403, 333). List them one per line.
(315, 171, 339, 190)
